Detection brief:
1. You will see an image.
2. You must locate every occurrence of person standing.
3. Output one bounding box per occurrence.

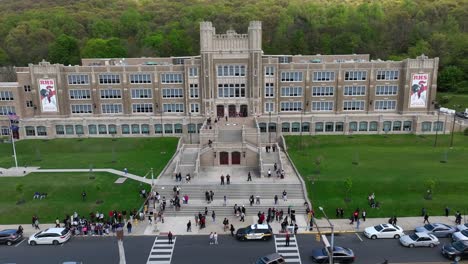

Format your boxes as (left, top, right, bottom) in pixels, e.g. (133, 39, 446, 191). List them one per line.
(220, 175, 225, 185)
(212, 211, 216, 223)
(285, 232, 290, 247)
(356, 218, 361, 230)
(230, 224, 235, 236)
(362, 210, 367, 221)
(214, 232, 218, 244)
(423, 213, 430, 224)
(268, 169, 271, 178)
(445, 206, 450, 217)
(392, 216, 397, 225)
(124, 168, 128, 175)
(223, 195, 227, 206)
(209, 232, 214, 245)
(247, 171, 252, 181)
(34, 217, 40, 230)
(168, 231, 173, 244)
(82, 191, 87, 201)
(274, 195, 278, 205)
(187, 220, 192, 232)
(282, 190, 287, 201)
(126, 221, 132, 233)
(195, 213, 199, 226)
(226, 174, 230, 185)
(240, 212, 245, 222)
(55, 217, 60, 228)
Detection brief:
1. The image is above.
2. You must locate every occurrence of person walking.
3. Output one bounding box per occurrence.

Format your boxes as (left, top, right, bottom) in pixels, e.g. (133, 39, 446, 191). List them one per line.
(148, 215, 153, 225)
(274, 195, 278, 205)
(55, 217, 60, 228)
(187, 220, 192, 232)
(423, 213, 430, 224)
(282, 190, 287, 201)
(392, 216, 397, 225)
(285, 232, 290, 247)
(214, 232, 218, 244)
(82, 191, 87, 201)
(226, 174, 230, 185)
(212, 211, 216, 223)
(445, 206, 450, 217)
(168, 231, 173, 244)
(267, 169, 271, 178)
(195, 213, 199, 226)
(34, 217, 40, 230)
(240, 212, 245, 222)
(223, 195, 227, 206)
(247, 171, 252, 181)
(209, 232, 214, 245)
(230, 224, 235, 236)
(362, 210, 367, 221)
(126, 221, 132, 233)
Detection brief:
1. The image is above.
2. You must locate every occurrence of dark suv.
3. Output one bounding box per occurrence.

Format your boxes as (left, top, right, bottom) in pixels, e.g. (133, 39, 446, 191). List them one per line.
(441, 240, 468, 261)
(0, 229, 23, 246)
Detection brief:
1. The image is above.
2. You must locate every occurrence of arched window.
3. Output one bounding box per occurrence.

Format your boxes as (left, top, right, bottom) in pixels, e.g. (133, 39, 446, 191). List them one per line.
(315, 122, 324, 132)
(174, 123, 183, 133)
(282, 122, 290, 132)
(55, 125, 65, 135)
(131, 124, 140, 134)
(75, 125, 84, 135)
(335, 122, 344, 132)
(108, 124, 117, 134)
(36, 126, 47, 136)
(325, 122, 334, 132)
(154, 124, 162, 134)
(25, 126, 36, 136)
(88, 124, 97, 135)
(164, 124, 173, 134)
(302, 122, 310, 132)
(349, 122, 357, 132)
(258, 123, 267, 133)
(121, 124, 130, 134)
(383, 121, 392, 132)
(291, 122, 300, 132)
(65, 125, 74, 135)
(369, 121, 378, 131)
(359, 121, 368, 131)
(98, 124, 107, 134)
(392, 121, 402, 131)
(421, 122, 432, 132)
(268, 122, 276, 132)
(141, 124, 150, 134)
(403, 121, 412, 131)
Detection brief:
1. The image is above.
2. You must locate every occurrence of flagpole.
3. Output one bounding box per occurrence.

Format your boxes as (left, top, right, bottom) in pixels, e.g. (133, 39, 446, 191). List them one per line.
(10, 126, 18, 170)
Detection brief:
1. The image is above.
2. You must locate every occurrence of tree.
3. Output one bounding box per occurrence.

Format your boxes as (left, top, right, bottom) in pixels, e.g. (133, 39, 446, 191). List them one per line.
(438, 66, 465, 93)
(48, 34, 81, 65)
(81, 38, 127, 58)
(0, 48, 9, 66)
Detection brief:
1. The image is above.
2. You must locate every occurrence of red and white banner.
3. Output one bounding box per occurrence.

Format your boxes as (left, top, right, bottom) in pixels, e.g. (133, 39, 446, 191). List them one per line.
(409, 73, 429, 108)
(39, 79, 58, 112)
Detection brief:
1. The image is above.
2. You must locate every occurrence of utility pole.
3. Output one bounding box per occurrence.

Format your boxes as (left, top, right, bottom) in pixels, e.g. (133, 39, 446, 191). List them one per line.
(450, 105, 459, 149)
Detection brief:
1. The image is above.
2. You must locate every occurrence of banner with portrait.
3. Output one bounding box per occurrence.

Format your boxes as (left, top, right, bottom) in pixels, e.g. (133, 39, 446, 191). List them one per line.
(409, 73, 429, 108)
(39, 79, 58, 112)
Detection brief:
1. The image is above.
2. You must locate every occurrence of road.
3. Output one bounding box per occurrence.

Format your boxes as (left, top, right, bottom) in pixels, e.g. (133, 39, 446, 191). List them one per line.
(0, 234, 453, 264)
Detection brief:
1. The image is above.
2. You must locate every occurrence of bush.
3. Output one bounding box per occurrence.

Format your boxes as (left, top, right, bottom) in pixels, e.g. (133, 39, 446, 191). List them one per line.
(439, 95, 450, 105)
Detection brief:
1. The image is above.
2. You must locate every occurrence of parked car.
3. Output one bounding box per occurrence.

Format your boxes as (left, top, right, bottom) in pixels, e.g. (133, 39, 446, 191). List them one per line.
(311, 246, 355, 263)
(254, 253, 285, 264)
(457, 223, 468, 231)
(399, 232, 440, 248)
(364, 224, 405, 239)
(453, 230, 468, 242)
(0, 229, 23, 246)
(236, 224, 272, 241)
(441, 240, 468, 261)
(28, 228, 71, 246)
(415, 223, 457, 238)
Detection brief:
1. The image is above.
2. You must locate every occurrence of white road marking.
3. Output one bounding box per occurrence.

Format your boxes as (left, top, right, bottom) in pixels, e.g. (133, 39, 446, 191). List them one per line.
(274, 235, 302, 264)
(147, 236, 177, 264)
(118, 239, 126, 264)
(355, 232, 363, 242)
(14, 239, 26, 247)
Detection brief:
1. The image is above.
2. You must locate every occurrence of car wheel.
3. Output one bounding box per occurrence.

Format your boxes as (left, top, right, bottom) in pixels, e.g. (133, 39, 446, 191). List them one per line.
(371, 235, 377, 240)
(394, 234, 400, 239)
(455, 256, 461, 261)
(6, 241, 13, 246)
(52, 240, 59, 245)
(30, 241, 36, 246)
(429, 243, 435, 248)
(409, 244, 415, 248)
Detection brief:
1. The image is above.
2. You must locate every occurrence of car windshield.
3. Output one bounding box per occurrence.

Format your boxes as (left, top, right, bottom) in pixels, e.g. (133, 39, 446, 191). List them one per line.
(424, 224, 434, 231)
(255, 258, 267, 264)
(35, 231, 43, 236)
(374, 225, 384, 231)
(461, 230, 468, 237)
(61, 229, 69, 235)
(452, 241, 466, 251)
(409, 234, 419, 240)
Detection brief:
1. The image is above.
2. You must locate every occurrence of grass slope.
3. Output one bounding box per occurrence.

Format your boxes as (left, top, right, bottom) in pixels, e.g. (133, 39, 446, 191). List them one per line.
(287, 134, 468, 219)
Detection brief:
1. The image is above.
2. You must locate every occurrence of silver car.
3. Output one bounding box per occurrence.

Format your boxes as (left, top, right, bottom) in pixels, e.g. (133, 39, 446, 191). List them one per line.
(415, 223, 457, 238)
(453, 230, 468, 242)
(457, 224, 468, 231)
(399, 232, 440, 248)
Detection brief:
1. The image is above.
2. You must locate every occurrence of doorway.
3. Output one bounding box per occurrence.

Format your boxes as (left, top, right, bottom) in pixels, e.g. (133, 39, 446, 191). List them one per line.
(217, 105, 224, 117)
(240, 105, 248, 117)
(220, 152, 229, 165)
(228, 105, 236, 117)
(231, 151, 241, 165)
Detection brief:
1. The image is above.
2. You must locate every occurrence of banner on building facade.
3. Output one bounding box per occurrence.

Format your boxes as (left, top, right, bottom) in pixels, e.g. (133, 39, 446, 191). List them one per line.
(39, 79, 58, 112)
(409, 73, 429, 108)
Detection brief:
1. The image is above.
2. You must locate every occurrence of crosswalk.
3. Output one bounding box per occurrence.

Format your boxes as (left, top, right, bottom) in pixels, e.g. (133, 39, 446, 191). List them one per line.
(146, 236, 177, 264)
(274, 234, 302, 264)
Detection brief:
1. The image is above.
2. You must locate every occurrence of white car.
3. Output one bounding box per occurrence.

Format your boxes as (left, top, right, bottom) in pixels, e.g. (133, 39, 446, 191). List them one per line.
(457, 224, 468, 231)
(453, 230, 468, 242)
(399, 232, 440, 248)
(364, 224, 405, 239)
(28, 228, 71, 246)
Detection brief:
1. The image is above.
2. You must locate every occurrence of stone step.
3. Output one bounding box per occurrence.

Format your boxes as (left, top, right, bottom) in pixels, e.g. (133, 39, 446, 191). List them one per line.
(158, 204, 307, 216)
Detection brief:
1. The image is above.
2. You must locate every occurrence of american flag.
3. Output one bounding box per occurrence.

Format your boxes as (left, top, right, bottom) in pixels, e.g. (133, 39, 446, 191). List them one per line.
(7, 112, 19, 121)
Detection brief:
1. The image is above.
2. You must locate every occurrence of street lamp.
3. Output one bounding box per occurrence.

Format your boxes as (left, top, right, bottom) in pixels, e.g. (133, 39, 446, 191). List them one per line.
(268, 111, 272, 145)
(318, 206, 334, 264)
(189, 112, 192, 144)
(450, 105, 460, 148)
(151, 167, 154, 186)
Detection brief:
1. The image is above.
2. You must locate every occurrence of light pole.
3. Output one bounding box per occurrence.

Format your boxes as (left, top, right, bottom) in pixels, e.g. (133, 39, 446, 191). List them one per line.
(189, 112, 192, 144)
(319, 206, 334, 264)
(450, 105, 460, 148)
(434, 107, 440, 147)
(7, 112, 19, 170)
(268, 111, 272, 145)
(151, 167, 154, 186)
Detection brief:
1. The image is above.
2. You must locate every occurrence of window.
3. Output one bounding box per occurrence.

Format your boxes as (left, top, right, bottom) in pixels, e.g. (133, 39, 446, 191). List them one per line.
(131, 124, 140, 134)
(268, 123, 277, 132)
(217, 83, 246, 98)
(421, 122, 432, 132)
(68, 74, 89, 85)
(217, 65, 246, 77)
(359, 121, 368, 131)
(1, 126, 10, 135)
(281, 72, 303, 82)
(375, 100, 397, 111)
(343, 101, 365, 111)
(88, 124, 97, 134)
(291, 122, 300, 132)
(265, 102, 274, 113)
(393, 121, 402, 131)
(164, 124, 173, 134)
(25, 126, 36, 136)
(376, 85, 398, 96)
(26, 101, 34, 108)
(259, 123, 267, 133)
(162, 88, 183, 98)
(312, 86, 334, 96)
(55, 125, 65, 135)
(349, 122, 357, 132)
(282, 123, 290, 132)
(101, 104, 123, 114)
(174, 124, 183, 133)
(163, 103, 184, 113)
(24, 85, 31, 92)
(132, 103, 153, 113)
(121, 124, 130, 134)
(278, 56, 292, 63)
(69, 89, 91, 100)
(403, 121, 412, 131)
(280, 102, 302, 112)
(154, 124, 162, 134)
(313, 71, 335, 82)
(383, 121, 392, 132)
(344, 86, 366, 96)
(129, 73, 151, 84)
(369, 121, 378, 131)
(190, 103, 199, 113)
(344, 71, 367, 81)
(325, 122, 334, 132)
(265, 66, 275, 76)
(312, 101, 333, 112)
(71, 104, 92, 114)
(315, 122, 324, 132)
(98, 74, 120, 84)
(36, 126, 47, 136)
(433, 121, 443, 131)
(161, 73, 183, 83)
(189, 84, 199, 98)
(188, 123, 196, 134)
(376, 70, 399, 80)
(265, 83, 274, 98)
(75, 125, 84, 135)
(108, 125, 117, 134)
(0, 91, 14, 101)
(100, 89, 122, 99)
(98, 124, 107, 134)
(131, 89, 152, 99)
(335, 122, 344, 132)
(189, 67, 198, 77)
(281, 87, 303, 97)
(0, 106, 16, 115)
(141, 124, 150, 134)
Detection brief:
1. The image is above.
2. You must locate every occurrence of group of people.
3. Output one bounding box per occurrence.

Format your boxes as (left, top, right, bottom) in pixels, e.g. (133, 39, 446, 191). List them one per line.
(32, 192, 47, 200)
(174, 173, 190, 183)
(205, 190, 215, 203)
(368, 193, 380, 209)
(265, 145, 277, 153)
(219, 174, 231, 185)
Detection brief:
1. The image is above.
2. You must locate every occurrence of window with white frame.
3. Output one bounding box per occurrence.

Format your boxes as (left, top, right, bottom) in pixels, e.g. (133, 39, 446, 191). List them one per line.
(280, 71, 303, 82)
(1, 126, 9, 135)
(374, 100, 397, 111)
(101, 104, 123, 114)
(280, 101, 302, 112)
(161, 73, 183, 83)
(163, 103, 184, 113)
(132, 103, 153, 113)
(100, 89, 122, 99)
(265, 66, 275, 76)
(190, 103, 199, 113)
(217, 84, 246, 98)
(312, 101, 334, 111)
(131, 88, 152, 99)
(162, 88, 183, 98)
(67, 74, 89, 85)
(265, 102, 274, 113)
(189, 67, 198, 77)
(344, 86, 366, 96)
(129, 73, 152, 84)
(312, 71, 335, 82)
(312, 86, 334, 96)
(0, 91, 14, 101)
(344, 71, 367, 81)
(98, 74, 120, 84)
(343, 101, 365, 111)
(265, 83, 274, 98)
(376, 70, 399, 80)
(281, 86, 303, 97)
(189, 84, 199, 98)
(376, 85, 398, 96)
(71, 104, 92, 114)
(0, 106, 15, 115)
(216, 65, 246, 77)
(69, 89, 91, 100)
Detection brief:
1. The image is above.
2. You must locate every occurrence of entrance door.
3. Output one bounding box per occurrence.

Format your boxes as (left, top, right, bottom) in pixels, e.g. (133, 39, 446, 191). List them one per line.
(217, 105, 224, 117)
(231, 151, 241, 165)
(220, 152, 229, 165)
(240, 105, 248, 117)
(228, 105, 236, 117)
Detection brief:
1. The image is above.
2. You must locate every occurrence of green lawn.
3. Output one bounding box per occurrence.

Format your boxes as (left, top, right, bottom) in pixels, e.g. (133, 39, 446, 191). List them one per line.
(0, 172, 150, 224)
(286, 134, 468, 219)
(0, 137, 179, 176)
(437, 92, 468, 112)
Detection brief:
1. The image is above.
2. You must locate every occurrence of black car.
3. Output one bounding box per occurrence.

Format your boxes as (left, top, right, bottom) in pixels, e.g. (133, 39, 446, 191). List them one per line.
(254, 253, 285, 264)
(236, 224, 272, 241)
(441, 240, 468, 261)
(312, 246, 355, 263)
(0, 229, 23, 246)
